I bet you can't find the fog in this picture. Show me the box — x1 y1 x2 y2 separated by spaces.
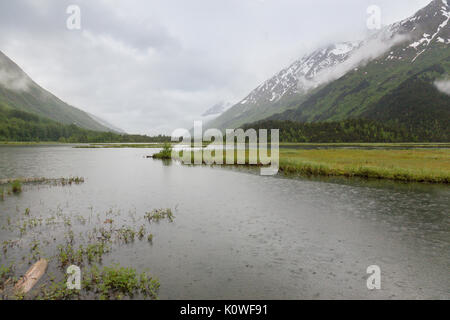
298 33 410 91
434 79 450 95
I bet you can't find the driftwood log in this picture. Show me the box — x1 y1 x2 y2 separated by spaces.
14 259 48 294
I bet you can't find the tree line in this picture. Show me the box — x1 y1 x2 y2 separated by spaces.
0 106 171 143
242 118 449 143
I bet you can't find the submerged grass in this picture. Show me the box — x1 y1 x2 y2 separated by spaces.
36 264 160 300
0 177 85 200
10 180 22 194
75 142 209 149
0 177 85 186
0 205 174 300
145 208 174 222
0 264 14 292
74 144 167 149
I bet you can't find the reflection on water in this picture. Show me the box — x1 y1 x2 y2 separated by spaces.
0 146 448 299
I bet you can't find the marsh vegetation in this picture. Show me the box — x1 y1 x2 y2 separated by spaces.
151 143 173 160
160 146 450 184
0 177 85 201
0 176 174 300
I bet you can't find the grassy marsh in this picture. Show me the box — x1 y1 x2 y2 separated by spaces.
151 143 173 160
0 204 174 300
145 208 175 222
0 180 175 299
278 142 450 148
0 177 85 201
0 177 85 186
278 148 450 183
158 147 450 184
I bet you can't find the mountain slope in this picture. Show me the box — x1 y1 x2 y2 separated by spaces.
269 0 449 134
361 62 449 138
0 50 117 132
205 41 361 130
210 0 449 133
202 101 233 117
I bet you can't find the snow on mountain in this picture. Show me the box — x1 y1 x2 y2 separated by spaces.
237 41 361 112
383 0 449 62
206 0 449 130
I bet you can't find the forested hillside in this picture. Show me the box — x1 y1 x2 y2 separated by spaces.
0 103 168 143
242 118 448 143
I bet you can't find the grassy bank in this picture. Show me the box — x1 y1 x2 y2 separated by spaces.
278 149 450 184
154 147 450 184
0 141 69 146
74 142 210 149
73 143 167 149
279 142 450 148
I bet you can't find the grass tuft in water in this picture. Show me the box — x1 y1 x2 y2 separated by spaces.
145 208 174 223
151 143 173 160
36 264 160 300
10 180 22 194
0 264 15 293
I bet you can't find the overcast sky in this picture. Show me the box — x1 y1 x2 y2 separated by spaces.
0 0 431 135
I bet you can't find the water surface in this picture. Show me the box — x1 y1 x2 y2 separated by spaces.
0 145 448 299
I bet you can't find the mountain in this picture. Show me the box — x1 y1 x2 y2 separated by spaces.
88 112 127 134
205 41 361 130
268 0 449 138
0 50 119 132
208 0 449 136
202 101 233 117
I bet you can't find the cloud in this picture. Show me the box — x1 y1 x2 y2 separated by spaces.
297 32 410 91
434 79 450 95
0 54 31 91
0 70 30 91
0 0 431 135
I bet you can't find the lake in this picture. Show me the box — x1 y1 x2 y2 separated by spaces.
0 145 448 299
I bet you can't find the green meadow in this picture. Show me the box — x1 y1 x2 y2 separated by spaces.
153 145 450 184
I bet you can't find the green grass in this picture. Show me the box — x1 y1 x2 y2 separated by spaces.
0 177 85 186
278 142 450 148
162 147 450 184
74 143 167 149
151 143 173 159
144 208 175 223
77 142 210 149
0 206 174 300
10 180 22 194
0 264 14 292
36 264 160 300
0 141 68 145
278 148 450 183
